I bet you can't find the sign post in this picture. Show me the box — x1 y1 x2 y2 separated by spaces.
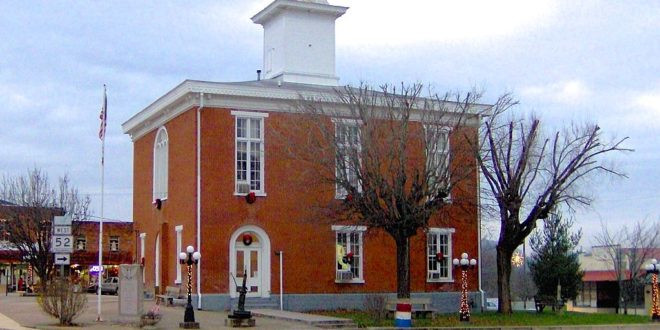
51 214 73 277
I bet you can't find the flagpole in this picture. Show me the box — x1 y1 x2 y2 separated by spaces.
97 85 107 322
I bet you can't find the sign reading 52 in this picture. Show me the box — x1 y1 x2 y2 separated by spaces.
51 235 73 253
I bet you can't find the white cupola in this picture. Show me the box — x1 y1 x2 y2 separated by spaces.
252 0 348 86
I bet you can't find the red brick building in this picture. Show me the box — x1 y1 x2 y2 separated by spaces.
70 221 135 283
122 0 485 311
1 198 134 289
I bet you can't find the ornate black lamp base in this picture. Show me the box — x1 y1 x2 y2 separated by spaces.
459 312 470 322
179 321 200 329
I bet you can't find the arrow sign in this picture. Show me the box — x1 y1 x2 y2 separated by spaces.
54 253 70 265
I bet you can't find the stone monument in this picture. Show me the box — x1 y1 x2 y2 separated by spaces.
119 264 143 320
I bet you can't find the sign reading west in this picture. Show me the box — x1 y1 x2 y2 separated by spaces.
53 225 72 235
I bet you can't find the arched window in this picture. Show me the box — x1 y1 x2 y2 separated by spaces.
153 127 169 200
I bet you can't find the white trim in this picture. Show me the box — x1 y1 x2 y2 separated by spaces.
251 0 348 25
233 114 266 195
233 192 267 197
228 225 271 298
139 233 146 284
428 228 455 234
332 225 365 284
331 225 367 232
175 225 183 284
196 93 203 309
155 233 161 288
334 120 362 199
426 227 455 283
121 80 486 142
231 110 269 118
331 118 363 125
153 127 169 201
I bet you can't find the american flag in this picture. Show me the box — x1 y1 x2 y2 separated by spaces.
99 85 107 141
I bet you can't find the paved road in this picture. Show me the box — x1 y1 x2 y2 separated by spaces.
0 293 317 329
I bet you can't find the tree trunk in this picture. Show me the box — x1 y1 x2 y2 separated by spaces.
496 245 514 314
395 235 411 299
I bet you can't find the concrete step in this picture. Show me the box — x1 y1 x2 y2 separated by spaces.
230 297 280 310
252 309 357 329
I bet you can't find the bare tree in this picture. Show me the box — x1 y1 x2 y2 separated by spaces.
0 168 91 288
595 219 660 314
277 83 484 298
473 95 631 313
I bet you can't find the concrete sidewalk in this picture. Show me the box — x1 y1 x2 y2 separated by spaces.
0 293 320 329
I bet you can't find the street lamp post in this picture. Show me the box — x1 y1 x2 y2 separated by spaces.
453 252 477 322
646 258 659 322
179 245 201 329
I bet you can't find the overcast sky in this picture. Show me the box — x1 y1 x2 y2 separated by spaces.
1 0 658 246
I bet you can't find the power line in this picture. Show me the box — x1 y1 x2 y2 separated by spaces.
84 215 133 223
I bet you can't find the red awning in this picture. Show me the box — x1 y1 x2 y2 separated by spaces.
583 270 631 282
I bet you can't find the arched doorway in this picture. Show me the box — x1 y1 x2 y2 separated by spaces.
229 225 271 298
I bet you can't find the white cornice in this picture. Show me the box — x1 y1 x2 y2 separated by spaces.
122 80 341 141
251 0 348 24
122 80 490 142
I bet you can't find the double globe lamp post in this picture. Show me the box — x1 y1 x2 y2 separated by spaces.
453 253 477 322
179 245 201 329
646 258 659 322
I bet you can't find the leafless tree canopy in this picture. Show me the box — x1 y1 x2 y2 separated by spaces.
276 83 484 297
0 168 91 285
281 83 482 229
38 277 88 326
595 219 660 313
474 94 631 313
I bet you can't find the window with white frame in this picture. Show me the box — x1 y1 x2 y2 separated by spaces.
425 126 451 197
333 225 366 283
109 236 119 252
232 111 268 195
153 127 169 200
334 120 361 198
427 228 455 281
76 237 86 251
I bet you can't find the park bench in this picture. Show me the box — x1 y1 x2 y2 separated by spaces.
156 286 186 306
534 295 564 312
385 297 436 319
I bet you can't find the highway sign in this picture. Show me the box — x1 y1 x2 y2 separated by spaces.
51 235 73 253
54 253 70 265
53 214 73 226
53 225 72 235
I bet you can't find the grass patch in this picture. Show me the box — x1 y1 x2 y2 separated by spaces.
315 310 652 328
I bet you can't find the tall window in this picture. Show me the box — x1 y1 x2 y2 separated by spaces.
334 120 361 198
333 225 366 283
153 127 169 200
109 236 119 252
426 126 450 196
427 228 455 282
233 111 268 195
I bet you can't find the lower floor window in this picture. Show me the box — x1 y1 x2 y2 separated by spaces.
427 228 455 282
332 225 366 283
